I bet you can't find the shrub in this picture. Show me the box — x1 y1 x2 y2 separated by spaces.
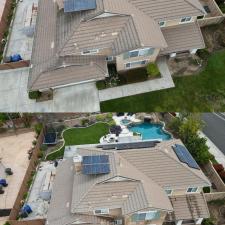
209 199 225 206
96 114 106 121
32 140 37 146
34 123 43 136
203 186 210 193
147 63 160 77
96 80 106 90
28 91 41 100
197 49 210 60
38 151 44 159
40 144 48 151
4 222 10 225
202 218 215 225
81 118 89 126
213 164 224 173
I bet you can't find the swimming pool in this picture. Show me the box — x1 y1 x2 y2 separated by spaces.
128 122 172 140
120 119 132 126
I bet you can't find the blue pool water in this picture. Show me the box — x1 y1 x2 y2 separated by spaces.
129 122 172 140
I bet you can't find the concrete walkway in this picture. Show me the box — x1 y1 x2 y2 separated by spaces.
98 57 175 102
5 0 38 60
199 131 225 167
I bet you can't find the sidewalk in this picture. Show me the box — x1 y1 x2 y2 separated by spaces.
98 57 175 102
199 131 225 166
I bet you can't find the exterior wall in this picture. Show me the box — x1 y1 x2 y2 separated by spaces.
0 60 30 70
168 187 201 196
116 48 160 72
161 17 197 28
125 210 167 225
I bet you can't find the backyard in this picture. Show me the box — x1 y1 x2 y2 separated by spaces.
46 123 109 160
101 50 225 112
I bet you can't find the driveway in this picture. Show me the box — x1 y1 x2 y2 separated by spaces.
0 131 35 210
0 68 100 112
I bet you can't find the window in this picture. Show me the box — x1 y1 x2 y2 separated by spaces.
159 21 166 27
93 208 109 215
187 187 198 193
165 189 173 195
81 49 99 55
125 60 146 69
123 48 155 59
131 211 160 222
180 17 192 23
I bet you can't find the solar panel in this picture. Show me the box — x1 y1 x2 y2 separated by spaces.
64 0 96 13
173 144 200 169
82 155 110 175
97 141 158 150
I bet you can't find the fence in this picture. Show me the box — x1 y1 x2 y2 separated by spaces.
0 0 12 48
198 16 224 27
8 128 44 224
204 192 225 201
203 161 225 192
0 60 30 70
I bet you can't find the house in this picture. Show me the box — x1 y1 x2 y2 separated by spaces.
46 139 211 225
28 0 209 92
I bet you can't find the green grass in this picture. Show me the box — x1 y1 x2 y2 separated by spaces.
46 123 109 160
101 50 225 112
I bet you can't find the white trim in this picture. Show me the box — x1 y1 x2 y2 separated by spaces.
93 208 109 215
179 16 192 24
186 187 198 193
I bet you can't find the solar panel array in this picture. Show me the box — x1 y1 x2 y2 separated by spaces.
97 141 158 150
82 155 110 175
64 0 96 13
44 133 57 144
173 144 200 170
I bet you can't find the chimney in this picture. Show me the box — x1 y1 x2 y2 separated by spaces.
73 155 82 173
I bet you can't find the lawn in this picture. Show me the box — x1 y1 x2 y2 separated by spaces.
46 123 109 160
101 50 225 112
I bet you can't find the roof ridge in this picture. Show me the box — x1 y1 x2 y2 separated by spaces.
184 0 205 14
158 145 210 186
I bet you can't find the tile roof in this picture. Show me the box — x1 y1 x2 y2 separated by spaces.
47 139 210 225
29 0 205 90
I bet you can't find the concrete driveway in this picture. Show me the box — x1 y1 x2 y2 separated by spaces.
0 68 100 112
0 131 35 210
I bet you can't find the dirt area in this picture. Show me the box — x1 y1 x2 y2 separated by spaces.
202 21 225 52
208 202 225 225
168 56 204 77
0 131 35 210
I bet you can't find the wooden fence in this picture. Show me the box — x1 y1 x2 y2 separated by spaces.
8 128 44 224
204 192 225 201
0 0 12 48
0 60 30 70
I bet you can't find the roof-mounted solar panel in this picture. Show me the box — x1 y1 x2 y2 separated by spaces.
82 155 110 175
173 144 200 170
64 0 96 13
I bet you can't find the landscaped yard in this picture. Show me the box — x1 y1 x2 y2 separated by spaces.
101 50 225 112
46 123 109 160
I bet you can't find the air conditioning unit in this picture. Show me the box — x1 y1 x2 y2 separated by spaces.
114 219 123 225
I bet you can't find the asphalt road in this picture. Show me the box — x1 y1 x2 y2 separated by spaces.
201 113 225 154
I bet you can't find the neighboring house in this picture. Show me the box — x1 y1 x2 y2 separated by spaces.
46 139 211 225
28 0 209 92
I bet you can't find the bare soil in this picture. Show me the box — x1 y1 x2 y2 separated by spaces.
202 21 225 52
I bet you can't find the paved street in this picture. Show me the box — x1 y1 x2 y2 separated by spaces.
201 113 225 154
